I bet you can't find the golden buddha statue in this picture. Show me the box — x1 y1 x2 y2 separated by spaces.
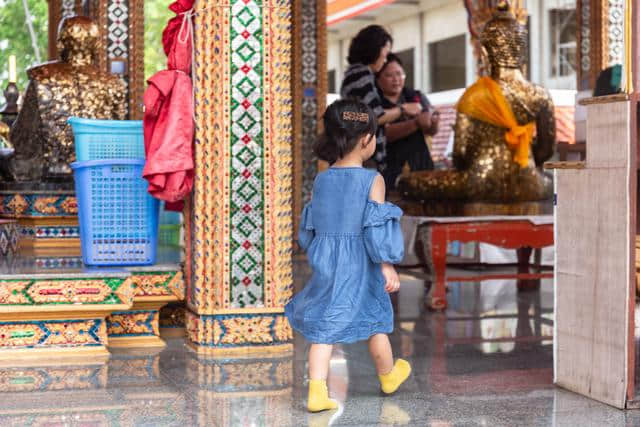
8 16 126 182
397 2 555 204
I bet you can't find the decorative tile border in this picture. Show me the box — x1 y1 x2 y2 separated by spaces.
300 0 319 205
0 256 83 271
107 310 158 337
129 271 184 299
20 225 79 239
0 193 77 217
606 0 624 66
229 0 266 308
185 311 292 349
0 278 133 306
0 319 107 349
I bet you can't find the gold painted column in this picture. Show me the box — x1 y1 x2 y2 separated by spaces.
186 0 294 354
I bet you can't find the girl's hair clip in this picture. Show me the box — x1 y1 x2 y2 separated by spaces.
342 111 370 123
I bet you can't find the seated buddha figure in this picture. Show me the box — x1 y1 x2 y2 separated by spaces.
397 2 555 203
8 16 126 182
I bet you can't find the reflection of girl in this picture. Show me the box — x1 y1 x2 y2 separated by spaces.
340 26 421 173
377 53 439 188
285 99 411 413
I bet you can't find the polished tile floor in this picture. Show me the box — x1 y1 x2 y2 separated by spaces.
0 265 638 426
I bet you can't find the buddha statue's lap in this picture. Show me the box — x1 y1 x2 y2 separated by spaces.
398 1 555 205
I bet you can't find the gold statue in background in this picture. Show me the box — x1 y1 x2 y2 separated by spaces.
9 16 126 182
398 2 555 203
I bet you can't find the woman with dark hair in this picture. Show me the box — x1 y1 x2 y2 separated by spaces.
340 25 421 172
376 53 439 188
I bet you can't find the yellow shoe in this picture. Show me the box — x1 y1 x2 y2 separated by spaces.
379 359 411 395
307 379 339 413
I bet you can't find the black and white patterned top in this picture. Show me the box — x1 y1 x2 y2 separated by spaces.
340 63 387 170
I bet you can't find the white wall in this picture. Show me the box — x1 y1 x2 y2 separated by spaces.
421 1 470 92
387 15 422 89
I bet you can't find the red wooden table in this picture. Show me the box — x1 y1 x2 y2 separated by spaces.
414 220 554 310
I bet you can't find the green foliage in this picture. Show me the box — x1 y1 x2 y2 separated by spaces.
144 0 173 81
0 0 48 104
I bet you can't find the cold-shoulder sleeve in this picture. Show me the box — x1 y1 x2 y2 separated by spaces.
298 202 315 252
363 200 404 264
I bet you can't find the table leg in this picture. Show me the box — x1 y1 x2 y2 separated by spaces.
517 246 540 291
428 225 448 311
516 246 533 273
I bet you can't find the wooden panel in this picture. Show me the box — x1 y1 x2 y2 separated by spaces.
555 168 631 408
554 99 635 409
586 100 631 169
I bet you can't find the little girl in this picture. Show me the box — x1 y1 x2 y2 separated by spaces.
285 99 411 413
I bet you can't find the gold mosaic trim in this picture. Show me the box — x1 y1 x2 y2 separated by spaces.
270 2 294 308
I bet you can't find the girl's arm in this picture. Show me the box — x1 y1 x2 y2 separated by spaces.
369 175 400 292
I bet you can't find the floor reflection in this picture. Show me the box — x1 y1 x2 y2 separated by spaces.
0 268 634 426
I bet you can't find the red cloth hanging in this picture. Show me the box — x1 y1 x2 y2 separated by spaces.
143 0 195 211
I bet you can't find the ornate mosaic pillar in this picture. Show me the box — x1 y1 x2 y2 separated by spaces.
292 0 327 236
577 0 625 91
186 0 294 354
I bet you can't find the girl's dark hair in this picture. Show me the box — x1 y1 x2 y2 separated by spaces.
347 25 393 65
377 52 403 75
314 99 377 164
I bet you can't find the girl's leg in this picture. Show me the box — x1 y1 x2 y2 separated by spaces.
307 343 338 412
309 343 333 379
368 333 394 374
368 333 412 394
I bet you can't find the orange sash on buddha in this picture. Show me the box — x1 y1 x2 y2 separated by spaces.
456 76 534 168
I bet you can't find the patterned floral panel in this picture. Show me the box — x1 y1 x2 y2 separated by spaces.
186 311 292 348
0 278 133 306
0 319 107 349
129 271 184 299
107 310 158 337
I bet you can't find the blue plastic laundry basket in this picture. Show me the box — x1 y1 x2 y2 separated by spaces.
71 158 160 266
68 117 144 161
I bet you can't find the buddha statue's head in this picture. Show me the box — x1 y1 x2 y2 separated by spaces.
56 16 100 66
480 0 527 70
